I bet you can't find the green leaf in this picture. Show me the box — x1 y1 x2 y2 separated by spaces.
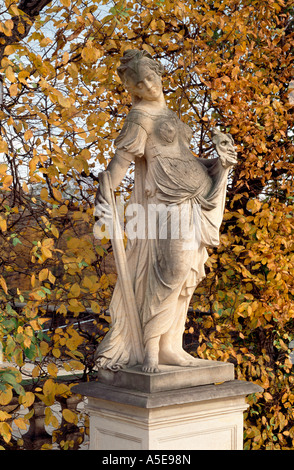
12 237 22 246
13 383 25 396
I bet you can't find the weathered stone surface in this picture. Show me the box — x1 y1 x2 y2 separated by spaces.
97 360 235 393
72 376 262 450
73 378 262 410
94 49 238 374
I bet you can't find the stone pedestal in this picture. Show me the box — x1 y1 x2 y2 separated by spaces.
73 360 262 451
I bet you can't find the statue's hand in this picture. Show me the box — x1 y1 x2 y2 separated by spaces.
94 173 113 223
211 128 238 168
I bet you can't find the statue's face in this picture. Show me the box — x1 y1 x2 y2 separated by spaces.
126 63 162 102
214 133 237 158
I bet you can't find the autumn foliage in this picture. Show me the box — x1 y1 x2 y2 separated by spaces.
0 0 293 450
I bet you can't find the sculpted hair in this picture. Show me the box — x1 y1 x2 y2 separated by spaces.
117 49 165 85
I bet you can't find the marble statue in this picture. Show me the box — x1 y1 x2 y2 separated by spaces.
94 49 237 373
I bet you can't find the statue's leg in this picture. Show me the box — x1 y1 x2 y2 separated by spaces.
142 336 160 373
141 206 200 371
159 277 200 367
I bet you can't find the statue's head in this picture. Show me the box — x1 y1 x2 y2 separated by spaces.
117 49 165 104
211 128 237 163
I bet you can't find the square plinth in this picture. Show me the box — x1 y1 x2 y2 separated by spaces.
97 359 235 393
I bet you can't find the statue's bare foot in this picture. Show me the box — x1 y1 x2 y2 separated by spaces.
159 347 198 367
142 357 159 373
177 348 199 365
142 337 160 373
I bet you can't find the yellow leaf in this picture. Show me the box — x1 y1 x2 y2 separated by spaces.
40 37 53 47
0 387 13 406
5 66 16 83
51 415 59 429
55 383 70 396
0 141 8 153
68 63 78 78
60 0 71 6
57 304 67 315
62 409 78 425
18 70 29 85
40 341 49 356
52 347 61 358
57 205 68 216
81 42 101 63
4 45 17 56
39 268 48 282
52 187 62 201
40 187 49 201
57 94 72 108
0 422 11 443
246 199 262 214
2 174 13 190
24 129 33 141
150 19 157 31
31 366 40 378
9 83 18 96
22 181 29 193
47 363 58 377
69 360 84 371
0 276 8 294
0 163 7 174
50 225 59 239
13 418 28 430
30 320 40 330
44 407 52 426
41 246 52 259
90 301 100 314
48 271 56 284
264 392 272 401
0 410 11 421
5 19 14 32
0 217 7 232
70 282 80 297
31 273 36 288
17 22 25 35
20 391 35 409
43 379 56 397
23 336 31 349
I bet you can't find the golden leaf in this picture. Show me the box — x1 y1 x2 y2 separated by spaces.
0 388 13 406
0 410 11 421
70 282 81 297
0 141 8 153
0 276 8 294
81 43 101 63
47 363 58 377
0 422 11 443
52 348 61 358
90 301 101 314
24 130 33 141
5 66 16 83
69 360 84 370
14 418 28 430
9 83 18 97
62 409 78 425
39 268 48 282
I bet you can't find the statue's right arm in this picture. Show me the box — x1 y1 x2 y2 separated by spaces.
95 152 132 206
95 116 147 208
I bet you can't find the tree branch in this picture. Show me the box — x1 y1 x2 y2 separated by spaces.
0 0 52 61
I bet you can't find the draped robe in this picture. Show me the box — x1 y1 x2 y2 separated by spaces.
95 108 231 370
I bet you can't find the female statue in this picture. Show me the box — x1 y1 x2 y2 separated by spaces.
94 49 237 373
